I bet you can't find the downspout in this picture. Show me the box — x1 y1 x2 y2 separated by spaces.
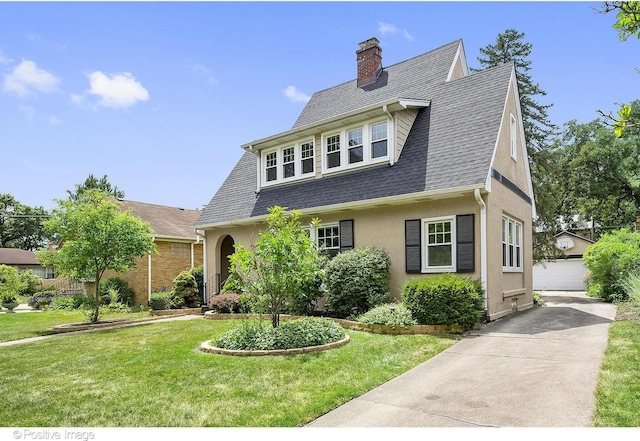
147 252 152 304
474 189 488 310
382 105 395 166
202 235 208 305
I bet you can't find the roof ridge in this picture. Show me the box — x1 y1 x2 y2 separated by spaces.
303 39 462 98
119 199 200 213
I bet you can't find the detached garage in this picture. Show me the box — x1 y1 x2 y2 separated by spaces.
533 232 595 291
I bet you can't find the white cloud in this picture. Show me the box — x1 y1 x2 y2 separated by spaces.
191 64 218 85
282 85 310 103
378 22 414 42
86 71 149 108
19 105 35 121
0 50 13 65
49 116 61 125
3 60 60 97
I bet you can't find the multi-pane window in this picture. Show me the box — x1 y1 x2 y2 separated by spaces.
424 218 454 268
171 242 189 258
266 152 277 182
371 122 388 158
502 215 522 271
348 128 363 164
326 134 341 169
317 225 340 257
301 142 314 174
283 147 295 178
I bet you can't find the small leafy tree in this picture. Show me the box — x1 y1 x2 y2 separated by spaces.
37 190 156 323
18 270 42 296
228 206 324 327
0 264 21 302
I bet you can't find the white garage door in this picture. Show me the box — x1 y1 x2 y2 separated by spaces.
533 259 588 291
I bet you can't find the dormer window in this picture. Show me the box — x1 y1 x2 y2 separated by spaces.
371 122 388 158
326 134 341 168
322 120 389 173
261 140 315 186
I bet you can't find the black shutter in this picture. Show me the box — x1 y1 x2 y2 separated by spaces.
339 220 354 253
405 219 422 273
456 214 475 272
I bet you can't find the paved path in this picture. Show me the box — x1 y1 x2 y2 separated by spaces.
308 292 617 427
0 314 202 347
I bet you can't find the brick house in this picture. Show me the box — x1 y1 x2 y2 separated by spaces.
92 200 204 306
195 38 535 320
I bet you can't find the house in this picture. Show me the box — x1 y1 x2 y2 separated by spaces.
89 200 204 306
533 231 595 291
195 38 536 320
0 247 56 283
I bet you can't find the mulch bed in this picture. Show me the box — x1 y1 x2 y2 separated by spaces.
615 302 640 322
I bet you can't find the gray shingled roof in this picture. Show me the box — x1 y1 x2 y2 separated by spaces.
0 248 39 265
196 41 514 227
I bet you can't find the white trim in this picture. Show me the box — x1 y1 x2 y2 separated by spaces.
474 189 488 309
445 41 469 82
502 214 523 272
259 139 316 187
194 184 484 230
509 113 517 160
315 223 340 254
147 253 152 303
421 215 456 273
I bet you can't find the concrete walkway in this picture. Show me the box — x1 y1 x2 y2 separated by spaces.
308 292 617 427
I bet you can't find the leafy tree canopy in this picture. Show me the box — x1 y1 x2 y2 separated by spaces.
67 174 125 202
0 194 51 251
37 189 156 323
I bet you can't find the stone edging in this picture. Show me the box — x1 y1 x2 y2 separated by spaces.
149 308 202 317
203 312 465 335
51 316 172 333
197 335 350 357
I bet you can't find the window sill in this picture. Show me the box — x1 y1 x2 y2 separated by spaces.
422 267 456 274
503 268 523 273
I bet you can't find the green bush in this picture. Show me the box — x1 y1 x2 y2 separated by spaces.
355 303 417 327
324 247 391 316
190 265 204 298
402 274 484 328
99 277 135 306
215 317 345 351
584 229 640 302
621 271 640 309
171 270 201 308
220 270 244 294
533 291 546 307
282 272 325 316
19 270 42 296
149 291 171 310
0 264 21 300
209 293 241 313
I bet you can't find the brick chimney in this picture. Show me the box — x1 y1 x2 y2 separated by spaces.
356 37 382 88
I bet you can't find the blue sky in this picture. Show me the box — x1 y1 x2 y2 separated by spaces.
1 1 638 213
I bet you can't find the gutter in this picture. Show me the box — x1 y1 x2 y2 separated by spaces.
474 188 488 310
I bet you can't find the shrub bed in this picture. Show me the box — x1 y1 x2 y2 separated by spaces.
214 317 345 351
208 293 242 313
355 303 417 327
403 274 484 328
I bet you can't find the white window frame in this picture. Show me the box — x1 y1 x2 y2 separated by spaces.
510 114 517 160
502 214 523 272
422 215 456 273
322 119 389 174
260 139 315 186
371 121 388 159
315 223 340 256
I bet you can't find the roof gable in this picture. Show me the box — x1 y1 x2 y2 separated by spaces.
0 248 39 265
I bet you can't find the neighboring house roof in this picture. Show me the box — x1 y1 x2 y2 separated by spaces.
0 248 39 266
554 231 596 244
195 40 515 227
118 200 202 241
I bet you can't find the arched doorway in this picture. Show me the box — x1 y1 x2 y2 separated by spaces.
220 235 235 290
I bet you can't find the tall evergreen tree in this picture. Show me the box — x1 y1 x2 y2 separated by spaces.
474 29 560 262
67 174 125 202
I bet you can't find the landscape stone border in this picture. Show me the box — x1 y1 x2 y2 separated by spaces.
197 335 350 357
149 308 202 317
203 312 466 335
51 316 175 333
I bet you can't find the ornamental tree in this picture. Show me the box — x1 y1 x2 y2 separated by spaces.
228 206 325 327
37 190 156 323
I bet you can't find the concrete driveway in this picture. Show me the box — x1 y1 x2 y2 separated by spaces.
308 292 617 427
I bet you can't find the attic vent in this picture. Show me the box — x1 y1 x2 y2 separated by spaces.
356 37 382 88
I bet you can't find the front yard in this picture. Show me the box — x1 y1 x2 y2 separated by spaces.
0 315 457 427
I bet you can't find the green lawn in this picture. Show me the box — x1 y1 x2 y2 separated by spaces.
593 306 640 427
0 309 151 343
0 317 457 427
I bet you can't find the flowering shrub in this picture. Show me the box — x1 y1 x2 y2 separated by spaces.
27 294 54 309
209 293 242 313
